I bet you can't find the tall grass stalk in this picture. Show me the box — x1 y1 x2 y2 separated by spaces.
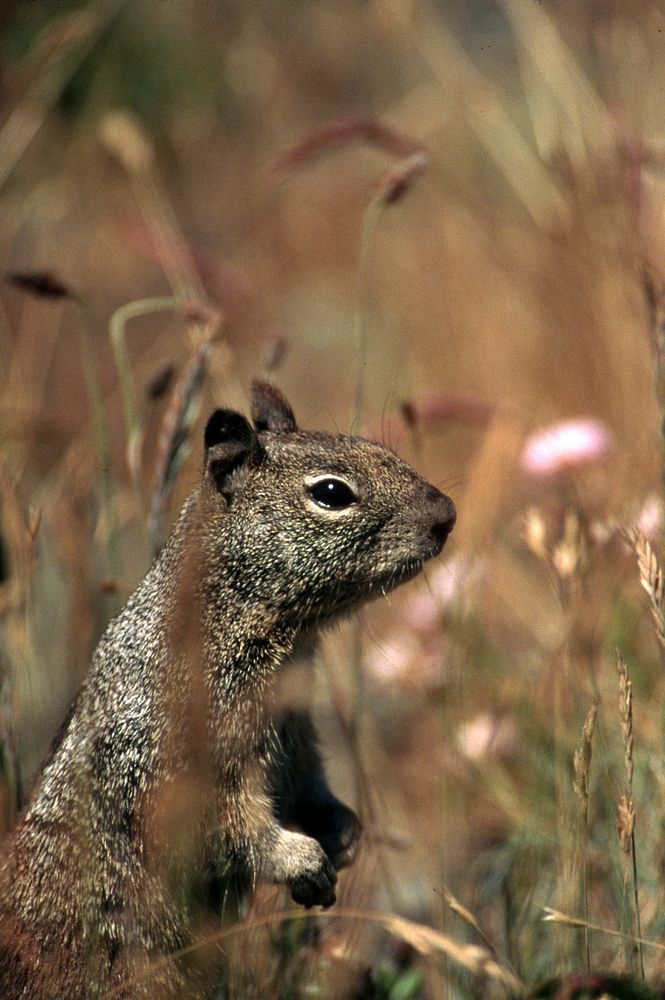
111 906 526 999
6 276 119 578
353 152 428 429
100 109 209 314
543 907 665 955
352 193 386 430
616 649 644 980
147 344 209 553
628 529 665 652
345 153 433 914
108 295 179 481
549 511 586 975
572 700 597 971
0 0 127 193
0 472 40 828
71 302 119 583
417 0 568 228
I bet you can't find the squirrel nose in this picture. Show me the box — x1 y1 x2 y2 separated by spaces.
429 491 456 548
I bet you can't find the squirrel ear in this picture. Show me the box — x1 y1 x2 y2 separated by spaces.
203 409 260 492
250 379 298 433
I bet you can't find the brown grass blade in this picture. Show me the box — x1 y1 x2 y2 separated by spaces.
272 118 425 173
573 700 598 807
626 528 665 649
415 3 568 227
111 906 526 998
376 151 429 205
436 886 501 960
6 271 73 300
615 648 644 979
99 109 206 303
616 649 634 793
543 908 665 954
0 1 124 193
149 345 209 552
501 0 613 167
573 699 598 970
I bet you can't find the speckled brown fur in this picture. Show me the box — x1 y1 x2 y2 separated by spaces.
0 381 455 999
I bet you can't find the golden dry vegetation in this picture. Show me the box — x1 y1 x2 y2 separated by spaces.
2 2 665 997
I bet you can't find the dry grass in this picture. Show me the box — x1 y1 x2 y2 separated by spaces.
3 1 665 997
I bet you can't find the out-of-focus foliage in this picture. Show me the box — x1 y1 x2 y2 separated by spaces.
2 1 665 997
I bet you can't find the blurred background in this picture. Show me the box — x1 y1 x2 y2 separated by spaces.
1 1 665 997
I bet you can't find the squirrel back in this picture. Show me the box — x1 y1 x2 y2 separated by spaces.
0 380 456 999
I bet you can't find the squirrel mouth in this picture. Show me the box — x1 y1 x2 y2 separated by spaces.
311 551 445 625
326 559 427 611
372 557 426 596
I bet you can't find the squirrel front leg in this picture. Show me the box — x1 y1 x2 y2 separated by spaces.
221 755 338 909
268 710 362 872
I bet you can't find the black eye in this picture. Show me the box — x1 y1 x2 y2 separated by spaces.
308 477 357 510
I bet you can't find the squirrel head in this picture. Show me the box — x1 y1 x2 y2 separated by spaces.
199 381 456 630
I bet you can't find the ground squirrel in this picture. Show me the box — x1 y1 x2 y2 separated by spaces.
0 380 456 999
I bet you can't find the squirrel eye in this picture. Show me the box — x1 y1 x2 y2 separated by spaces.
307 477 357 510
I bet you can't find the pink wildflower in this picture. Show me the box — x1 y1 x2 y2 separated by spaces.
520 418 613 478
365 556 482 690
364 635 445 689
456 713 516 762
403 555 481 634
638 493 664 539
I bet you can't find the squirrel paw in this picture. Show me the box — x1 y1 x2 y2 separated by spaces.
290 855 338 909
288 834 338 908
269 830 338 908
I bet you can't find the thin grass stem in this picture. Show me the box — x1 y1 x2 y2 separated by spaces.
108 295 179 467
573 700 597 972
75 303 118 582
616 649 644 979
352 194 385 430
